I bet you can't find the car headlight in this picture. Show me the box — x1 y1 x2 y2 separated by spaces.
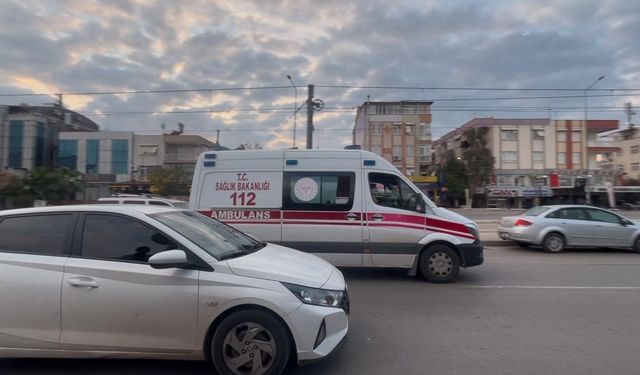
282 282 346 309
465 224 480 240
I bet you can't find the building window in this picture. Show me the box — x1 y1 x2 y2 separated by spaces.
405 125 413 135
111 139 129 174
501 130 518 141
419 146 430 162
393 125 402 136
407 145 414 157
8 121 23 169
557 152 566 164
633 163 640 172
533 151 544 162
571 131 582 142
631 145 640 154
371 145 382 155
532 129 545 140
139 144 158 155
375 104 387 114
572 152 582 166
557 131 567 142
393 146 401 160
371 124 382 135
34 122 46 168
86 139 99 174
57 139 78 170
501 151 517 162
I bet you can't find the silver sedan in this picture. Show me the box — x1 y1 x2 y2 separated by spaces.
497 205 640 252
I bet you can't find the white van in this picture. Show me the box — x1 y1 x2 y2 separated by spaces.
189 150 483 282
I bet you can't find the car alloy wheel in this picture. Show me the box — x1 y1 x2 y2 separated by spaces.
222 322 276 375
212 310 290 375
543 233 565 253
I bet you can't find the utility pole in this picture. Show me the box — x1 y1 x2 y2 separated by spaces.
216 129 220 145
626 102 636 128
306 84 314 149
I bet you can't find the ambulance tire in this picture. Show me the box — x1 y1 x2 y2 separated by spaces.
419 244 460 283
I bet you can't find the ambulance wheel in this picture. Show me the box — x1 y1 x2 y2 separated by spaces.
419 245 460 283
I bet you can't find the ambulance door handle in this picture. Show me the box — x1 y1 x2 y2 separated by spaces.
346 213 359 221
371 214 384 221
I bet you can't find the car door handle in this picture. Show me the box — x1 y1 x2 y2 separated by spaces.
346 213 359 221
371 214 384 221
67 277 99 289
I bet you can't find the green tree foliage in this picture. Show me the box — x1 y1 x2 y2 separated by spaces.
439 150 469 203
0 168 83 207
463 127 495 191
147 166 191 196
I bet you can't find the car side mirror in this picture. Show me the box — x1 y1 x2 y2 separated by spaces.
148 250 189 269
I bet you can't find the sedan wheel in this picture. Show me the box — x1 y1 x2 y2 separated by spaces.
212 310 290 375
542 233 565 253
633 237 640 253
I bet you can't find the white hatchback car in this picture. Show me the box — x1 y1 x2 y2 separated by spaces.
0 205 348 375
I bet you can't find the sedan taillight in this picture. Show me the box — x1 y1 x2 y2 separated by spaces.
514 218 533 227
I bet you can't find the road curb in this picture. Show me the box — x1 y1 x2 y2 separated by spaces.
483 240 514 247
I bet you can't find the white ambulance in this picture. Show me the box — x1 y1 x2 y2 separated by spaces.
189 149 483 283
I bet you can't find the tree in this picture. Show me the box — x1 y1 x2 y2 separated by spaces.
438 150 469 206
0 168 83 207
147 166 191 196
462 127 495 194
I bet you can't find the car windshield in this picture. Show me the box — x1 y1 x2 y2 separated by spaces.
150 211 264 260
521 206 550 216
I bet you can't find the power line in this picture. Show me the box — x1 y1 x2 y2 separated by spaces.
2 85 640 98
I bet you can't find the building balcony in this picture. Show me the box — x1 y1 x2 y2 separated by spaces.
587 140 620 153
164 153 199 163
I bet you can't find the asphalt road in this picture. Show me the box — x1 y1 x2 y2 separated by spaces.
2 246 640 375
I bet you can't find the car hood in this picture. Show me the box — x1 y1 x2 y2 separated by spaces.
434 207 477 227
225 243 336 289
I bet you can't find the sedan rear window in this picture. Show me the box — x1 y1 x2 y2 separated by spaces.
522 206 550 216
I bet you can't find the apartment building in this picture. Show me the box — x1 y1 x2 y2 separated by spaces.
433 118 620 207
353 100 433 176
58 132 215 183
0 104 99 171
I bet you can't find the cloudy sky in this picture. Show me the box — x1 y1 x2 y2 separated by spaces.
1 0 638 149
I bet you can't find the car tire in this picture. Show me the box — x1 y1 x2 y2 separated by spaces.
515 241 530 248
633 237 640 253
211 309 290 375
542 233 565 253
419 244 460 283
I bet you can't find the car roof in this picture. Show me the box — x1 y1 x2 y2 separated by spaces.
0 204 183 217
536 205 610 210
97 197 187 203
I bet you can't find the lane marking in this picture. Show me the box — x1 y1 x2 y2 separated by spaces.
467 285 640 290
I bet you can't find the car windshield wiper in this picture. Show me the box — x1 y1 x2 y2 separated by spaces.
242 242 267 252
218 250 250 260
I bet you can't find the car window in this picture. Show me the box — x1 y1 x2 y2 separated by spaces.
587 209 621 224
81 214 177 263
522 206 550 216
96 200 118 204
369 172 424 212
283 172 355 211
547 208 587 220
0 214 72 256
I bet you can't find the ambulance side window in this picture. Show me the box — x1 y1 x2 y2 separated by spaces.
283 172 355 211
369 173 424 213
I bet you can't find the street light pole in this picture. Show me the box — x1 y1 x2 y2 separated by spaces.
584 75 605 205
287 75 297 149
